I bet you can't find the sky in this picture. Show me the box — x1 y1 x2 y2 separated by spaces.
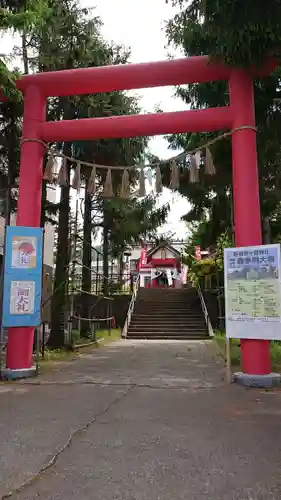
2 0 191 239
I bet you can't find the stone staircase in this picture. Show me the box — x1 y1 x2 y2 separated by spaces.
127 287 210 340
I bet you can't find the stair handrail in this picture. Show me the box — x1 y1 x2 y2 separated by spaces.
122 274 140 338
197 283 214 337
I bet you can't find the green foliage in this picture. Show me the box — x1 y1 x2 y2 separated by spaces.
215 230 233 267
184 230 232 286
0 0 169 348
26 0 168 344
35 0 149 347
0 0 50 91
0 0 50 29
108 196 169 259
165 0 281 250
166 0 281 66
190 257 216 277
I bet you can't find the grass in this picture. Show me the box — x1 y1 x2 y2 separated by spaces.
215 330 241 366
39 329 121 367
95 328 121 344
214 330 281 373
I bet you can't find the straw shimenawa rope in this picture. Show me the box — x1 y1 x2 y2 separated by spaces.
21 125 257 199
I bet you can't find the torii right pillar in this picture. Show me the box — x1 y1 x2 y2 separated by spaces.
229 68 279 386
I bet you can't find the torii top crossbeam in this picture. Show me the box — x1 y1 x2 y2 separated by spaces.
17 55 276 97
16 56 277 142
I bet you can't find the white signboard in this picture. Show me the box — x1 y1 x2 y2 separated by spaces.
10 280 35 315
224 244 281 340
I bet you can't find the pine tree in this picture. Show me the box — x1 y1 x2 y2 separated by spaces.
0 0 170 346
28 0 167 346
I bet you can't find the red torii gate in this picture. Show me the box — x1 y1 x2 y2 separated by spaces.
7 55 278 381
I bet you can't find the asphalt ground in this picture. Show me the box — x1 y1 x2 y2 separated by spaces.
0 339 280 500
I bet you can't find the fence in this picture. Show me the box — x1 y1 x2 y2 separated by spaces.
199 272 225 330
73 271 133 295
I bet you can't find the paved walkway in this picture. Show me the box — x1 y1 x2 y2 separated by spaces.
0 339 281 499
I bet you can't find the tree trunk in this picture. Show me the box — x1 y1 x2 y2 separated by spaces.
6 117 16 225
81 176 92 337
48 177 70 348
22 33 29 75
119 253 124 283
103 201 109 296
263 216 271 244
48 137 71 348
48 96 75 349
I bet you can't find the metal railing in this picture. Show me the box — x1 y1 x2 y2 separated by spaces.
121 274 140 338
197 282 214 337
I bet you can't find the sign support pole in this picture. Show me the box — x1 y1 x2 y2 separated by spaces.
225 337 232 384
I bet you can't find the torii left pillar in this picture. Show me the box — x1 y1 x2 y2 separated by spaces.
5 86 45 377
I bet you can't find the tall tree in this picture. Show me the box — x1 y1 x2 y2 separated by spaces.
1 0 170 346
165 0 281 249
0 0 50 89
72 99 169 335
0 97 22 224
28 0 164 346
29 0 128 348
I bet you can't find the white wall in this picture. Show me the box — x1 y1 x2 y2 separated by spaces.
8 213 55 268
151 248 177 260
0 184 56 267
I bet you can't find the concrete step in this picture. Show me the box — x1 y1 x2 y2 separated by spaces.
135 310 202 314
133 311 204 321
128 329 208 333
131 317 206 326
133 310 203 314
135 304 200 309
137 296 198 300
128 328 208 335
131 319 206 324
128 286 210 341
129 326 207 335
138 289 196 293
138 288 197 296
135 306 202 311
127 334 210 340
138 294 197 298
136 304 201 307
128 327 207 332
137 293 198 298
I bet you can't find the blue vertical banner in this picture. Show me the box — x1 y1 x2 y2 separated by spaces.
2 226 44 327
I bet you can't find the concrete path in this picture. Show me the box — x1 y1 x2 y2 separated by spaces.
0 339 281 499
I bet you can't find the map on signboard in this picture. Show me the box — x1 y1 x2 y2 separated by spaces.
225 245 280 321
11 236 37 269
224 244 281 340
10 280 35 315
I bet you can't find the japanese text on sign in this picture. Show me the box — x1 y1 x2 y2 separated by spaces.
224 244 281 341
2 226 43 327
227 248 276 270
10 281 35 315
11 236 37 269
